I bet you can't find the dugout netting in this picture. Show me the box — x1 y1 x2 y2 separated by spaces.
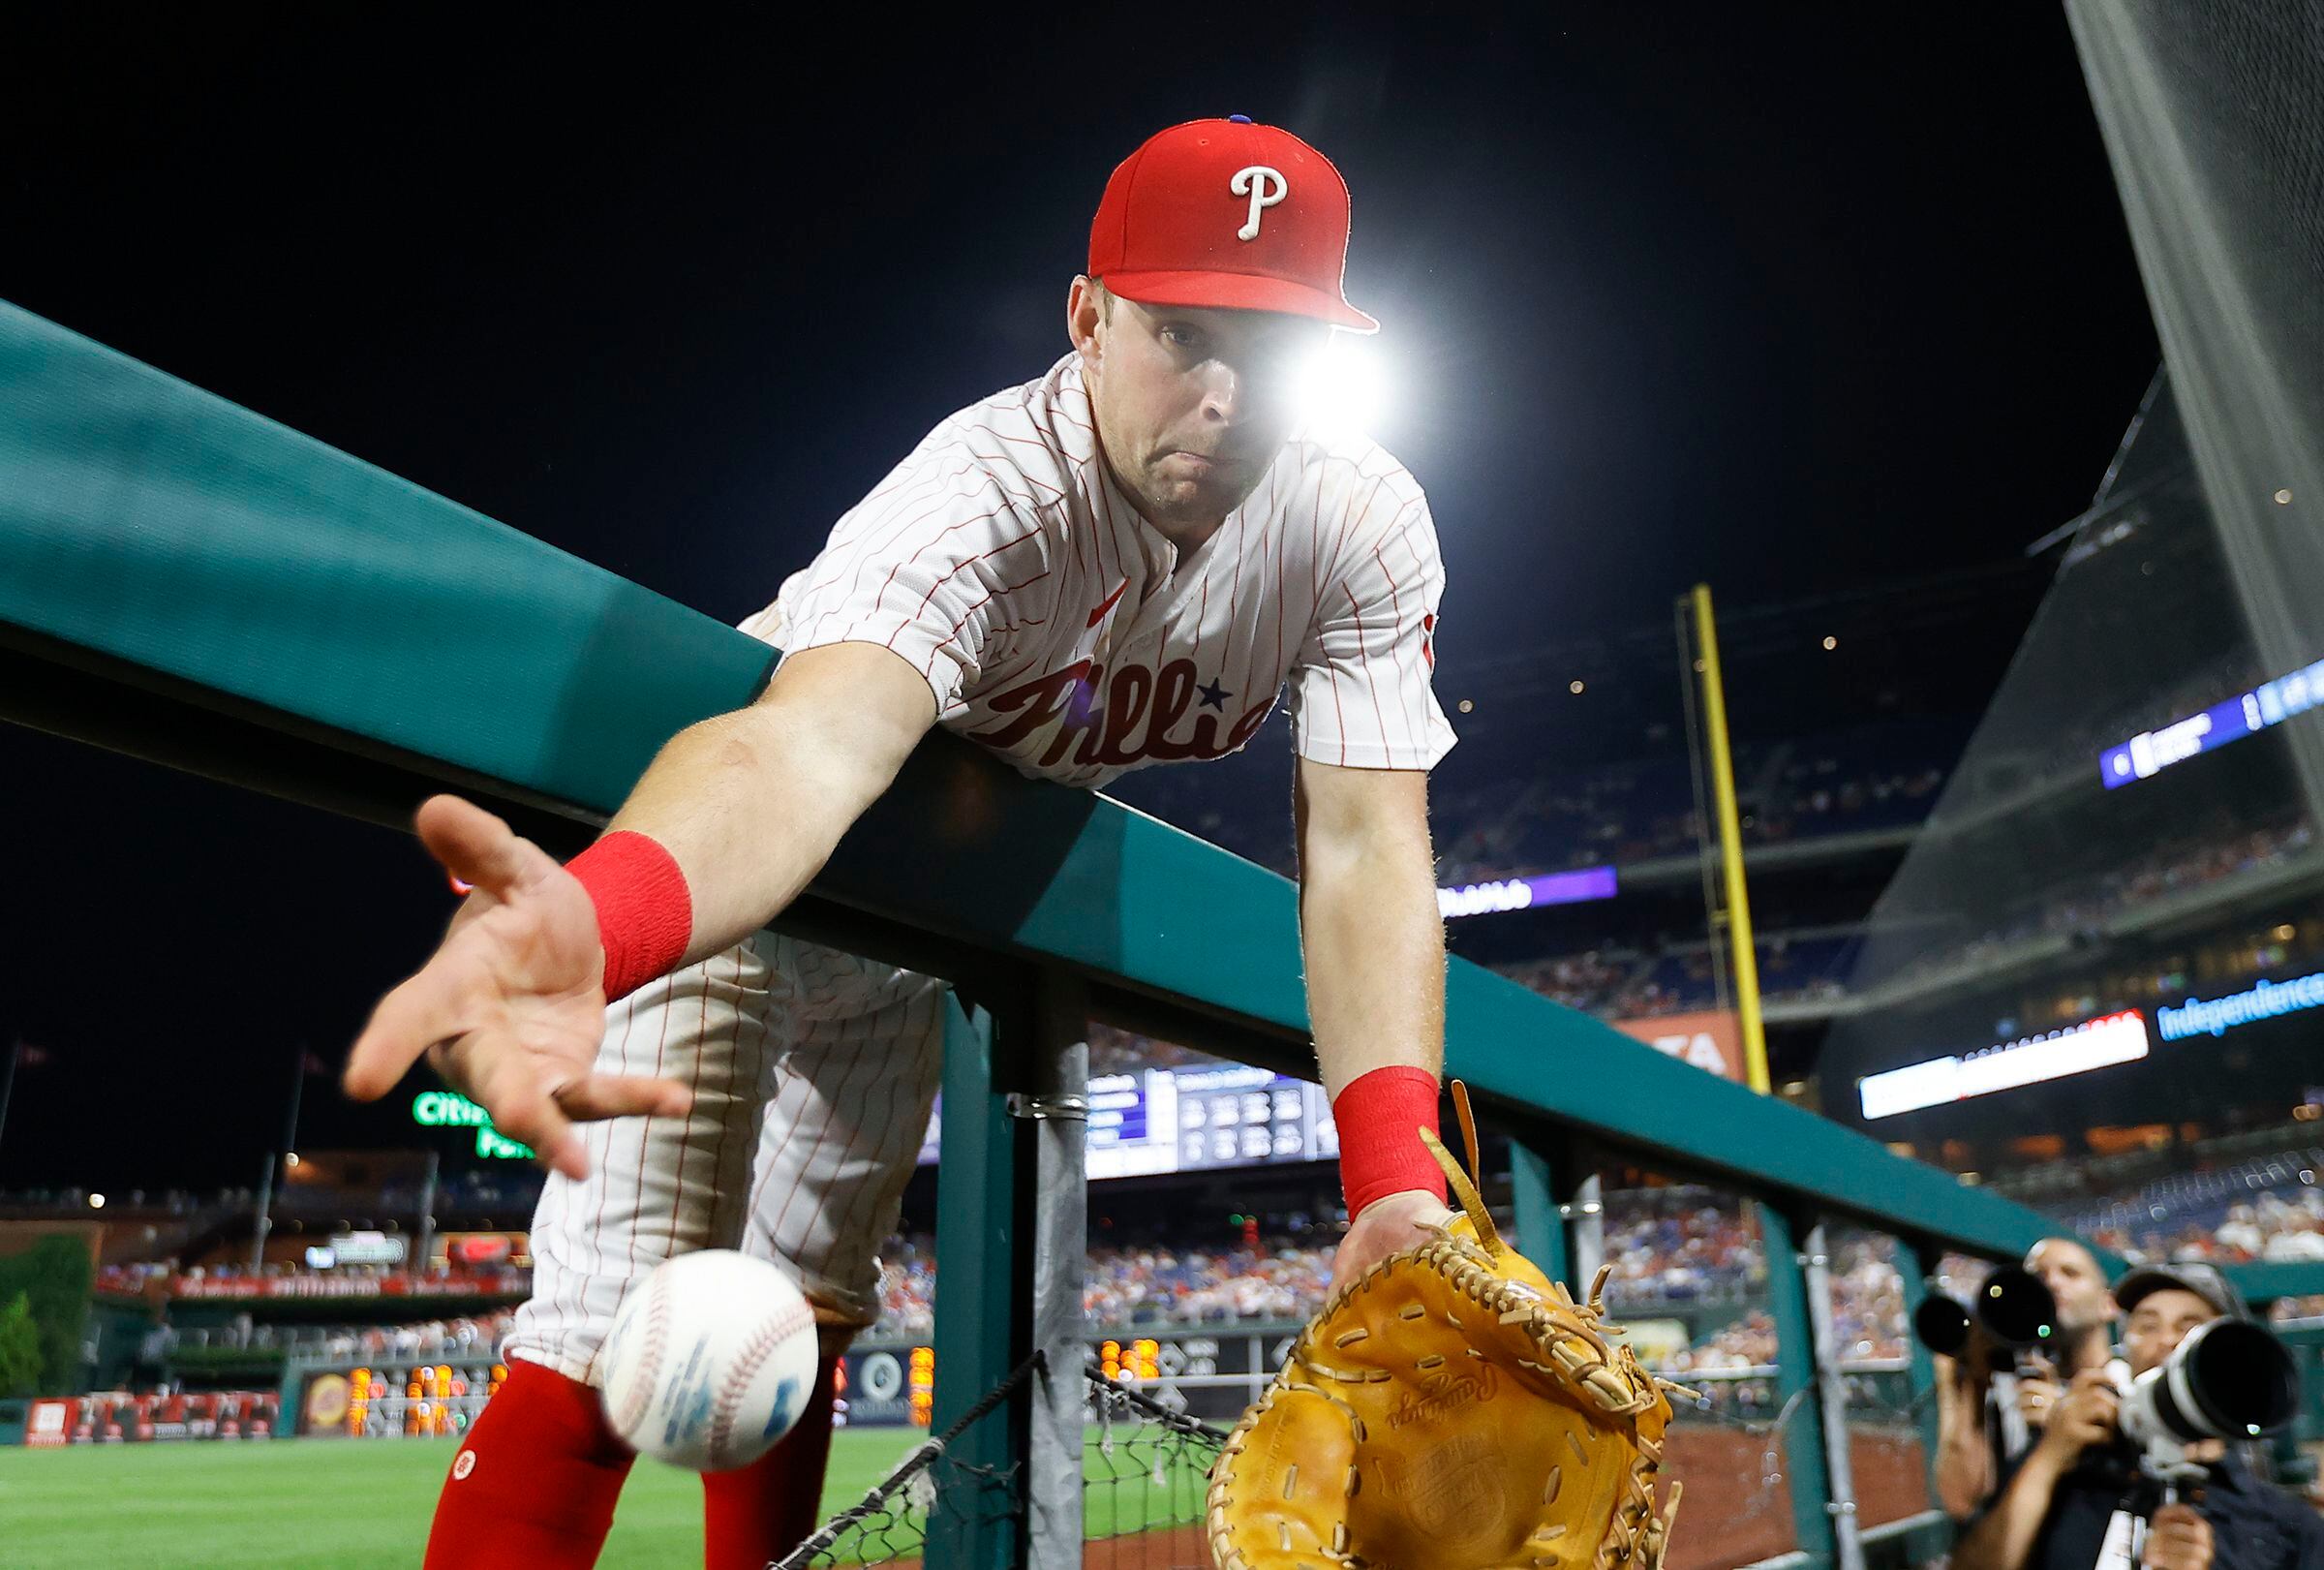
1820 0 2324 1126
772 1361 1227 1570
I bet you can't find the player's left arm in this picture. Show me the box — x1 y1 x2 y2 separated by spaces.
1296 755 1455 1291
1283 478 1457 1289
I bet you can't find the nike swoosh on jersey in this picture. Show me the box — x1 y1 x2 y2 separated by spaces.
1086 578 1130 629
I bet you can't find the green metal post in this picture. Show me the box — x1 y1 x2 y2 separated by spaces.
2267 1322 2324 1486
1894 1236 1942 1511
1511 1141 1572 1290
1759 1203 1840 1564
927 994 1027 1570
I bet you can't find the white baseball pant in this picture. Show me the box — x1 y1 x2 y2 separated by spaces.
504 933 947 1383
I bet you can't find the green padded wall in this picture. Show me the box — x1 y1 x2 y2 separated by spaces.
0 297 2066 1259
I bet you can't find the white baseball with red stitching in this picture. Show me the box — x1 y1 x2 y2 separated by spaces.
596 1249 820 1472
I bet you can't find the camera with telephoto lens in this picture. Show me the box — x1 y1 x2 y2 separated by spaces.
2117 1317 2299 1482
1912 1265 2061 1372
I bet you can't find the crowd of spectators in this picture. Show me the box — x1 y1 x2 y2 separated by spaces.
1656 1310 1781 1374
1490 931 1862 1021
97 1258 531 1300
2 1166 541 1221
2024 1143 2324 1321
871 1230 1338 1337
1488 951 1638 1013
873 1236 935 1339
867 1189 1805 1338
1862 817 2314 996
154 1307 517 1365
1825 1232 1909 1361
1107 716 1964 894
1600 1187 1765 1305
2066 1154 2324 1270
1081 1238 1333 1326
1483 815 2320 1024
102 1156 2310 1375
1433 728 1953 892
1936 646 2271 822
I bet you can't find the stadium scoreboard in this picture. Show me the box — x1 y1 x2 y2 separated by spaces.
1858 1010 2150 1120
917 1063 1338 1179
2101 654 2324 787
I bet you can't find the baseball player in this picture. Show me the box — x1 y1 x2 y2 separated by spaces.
345 116 1461 1569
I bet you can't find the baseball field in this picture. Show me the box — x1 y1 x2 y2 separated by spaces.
0 1427 1214 1569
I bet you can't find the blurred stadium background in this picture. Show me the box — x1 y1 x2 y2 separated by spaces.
7 0 2324 1565
7 407 2324 1556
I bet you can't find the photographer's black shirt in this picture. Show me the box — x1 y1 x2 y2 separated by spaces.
1993 1446 2324 1570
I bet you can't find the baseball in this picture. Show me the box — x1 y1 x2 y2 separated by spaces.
596 1249 821 1472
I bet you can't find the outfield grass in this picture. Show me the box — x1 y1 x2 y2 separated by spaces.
0 1430 909 1569
0 1426 1212 1568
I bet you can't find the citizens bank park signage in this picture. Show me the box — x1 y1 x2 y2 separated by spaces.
411 1091 535 1160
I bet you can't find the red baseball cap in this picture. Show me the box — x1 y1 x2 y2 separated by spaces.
1088 116 1379 334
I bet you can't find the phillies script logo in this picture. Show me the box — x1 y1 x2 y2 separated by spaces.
1385 1363 1501 1430
969 658 1273 771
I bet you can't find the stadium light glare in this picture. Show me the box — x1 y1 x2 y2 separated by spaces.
1290 335 1390 439
88 1193 105 1209
1569 679 1585 694
1821 635 1838 650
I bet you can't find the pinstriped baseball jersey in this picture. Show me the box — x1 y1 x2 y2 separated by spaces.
741 353 1456 785
506 354 1458 1387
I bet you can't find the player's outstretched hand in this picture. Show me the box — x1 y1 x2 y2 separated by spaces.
1328 1187 1456 1297
342 795 693 1179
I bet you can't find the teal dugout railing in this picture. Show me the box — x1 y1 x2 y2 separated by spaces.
2 300 2305 1566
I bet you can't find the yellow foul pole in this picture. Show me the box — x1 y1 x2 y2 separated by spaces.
1690 584 1772 1094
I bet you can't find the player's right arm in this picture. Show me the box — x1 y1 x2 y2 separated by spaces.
600 641 937 955
342 641 938 1177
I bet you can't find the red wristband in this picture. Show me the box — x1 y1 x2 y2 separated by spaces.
566 832 693 1004
1331 1064 1447 1221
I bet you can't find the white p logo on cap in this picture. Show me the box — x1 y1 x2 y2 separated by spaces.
1231 166 1287 241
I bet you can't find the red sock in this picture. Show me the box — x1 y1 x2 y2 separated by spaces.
701 1355 841 1570
425 1359 636 1570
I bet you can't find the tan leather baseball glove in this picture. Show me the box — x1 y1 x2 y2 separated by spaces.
1207 1083 1685 1570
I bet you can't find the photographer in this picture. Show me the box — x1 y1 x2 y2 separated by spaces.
1952 1265 2324 1570
1939 1237 2123 1517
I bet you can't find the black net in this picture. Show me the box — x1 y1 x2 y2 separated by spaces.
1082 1373 1230 1567
771 1364 1225 1570
2066 0 2324 700
1826 0 2324 1154
770 1353 1033 1570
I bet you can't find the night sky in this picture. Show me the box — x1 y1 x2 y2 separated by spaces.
0 10 2159 1190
